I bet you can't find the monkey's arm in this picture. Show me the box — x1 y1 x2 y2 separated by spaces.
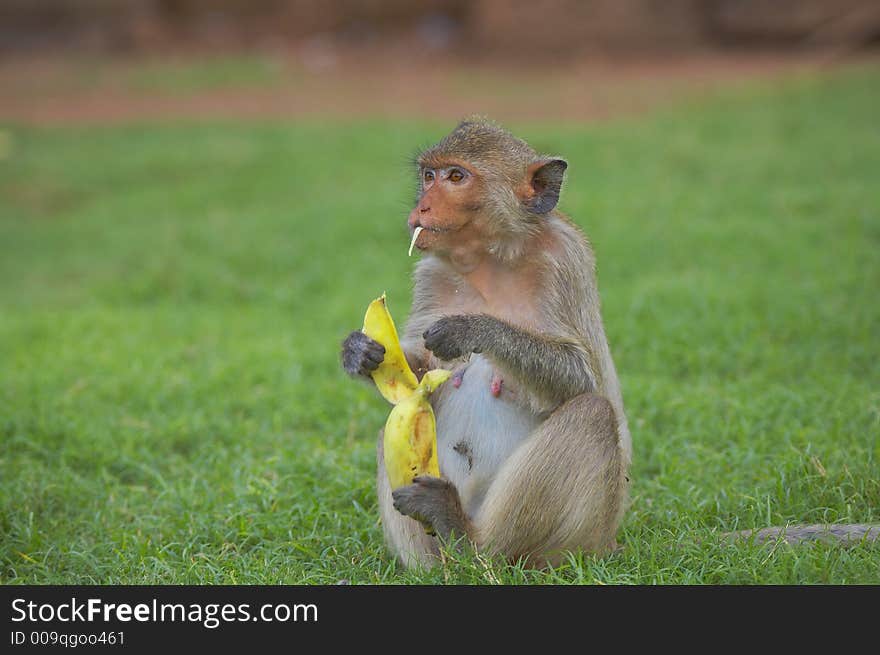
342 329 434 385
341 331 384 381
423 314 596 404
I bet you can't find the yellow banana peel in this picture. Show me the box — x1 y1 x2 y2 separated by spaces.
362 294 419 404
382 369 450 489
360 294 450 492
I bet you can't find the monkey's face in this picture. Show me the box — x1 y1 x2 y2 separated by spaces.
410 118 569 264
407 162 489 258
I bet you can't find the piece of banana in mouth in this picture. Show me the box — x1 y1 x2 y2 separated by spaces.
408 226 424 257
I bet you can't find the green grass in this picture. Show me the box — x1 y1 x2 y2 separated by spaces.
1 67 879 584
8 54 284 97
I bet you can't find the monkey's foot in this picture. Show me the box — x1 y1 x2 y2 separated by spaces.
391 476 469 541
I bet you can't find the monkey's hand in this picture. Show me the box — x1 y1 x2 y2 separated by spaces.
341 330 385 379
392 476 471 543
423 315 483 361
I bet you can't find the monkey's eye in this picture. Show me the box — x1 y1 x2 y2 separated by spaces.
448 168 465 183
423 170 435 184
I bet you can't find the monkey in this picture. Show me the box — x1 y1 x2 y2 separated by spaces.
342 118 879 569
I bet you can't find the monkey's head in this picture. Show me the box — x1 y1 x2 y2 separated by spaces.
408 118 568 262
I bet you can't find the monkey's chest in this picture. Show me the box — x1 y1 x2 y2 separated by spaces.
431 355 543 517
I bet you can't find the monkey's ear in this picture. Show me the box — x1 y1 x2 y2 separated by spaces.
523 159 568 215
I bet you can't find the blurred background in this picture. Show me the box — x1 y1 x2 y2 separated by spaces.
5 0 880 54
2 0 880 123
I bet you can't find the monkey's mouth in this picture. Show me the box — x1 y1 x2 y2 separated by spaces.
409 220 467 254
409 224 446 255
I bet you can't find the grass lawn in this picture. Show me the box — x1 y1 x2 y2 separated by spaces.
1 67 879 584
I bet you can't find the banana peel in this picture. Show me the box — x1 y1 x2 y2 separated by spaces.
382 369 450 489
362 294 419 404
360 294 450 493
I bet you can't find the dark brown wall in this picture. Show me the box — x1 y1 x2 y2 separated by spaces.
1 0 878 53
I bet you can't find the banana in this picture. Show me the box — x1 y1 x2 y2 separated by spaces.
382 369 451 490
408 226 423 257
362 294 419 404
358 294 452 495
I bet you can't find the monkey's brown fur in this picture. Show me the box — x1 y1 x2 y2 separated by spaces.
359 117 629 568
343 118 878 569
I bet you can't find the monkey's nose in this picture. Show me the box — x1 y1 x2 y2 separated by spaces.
420 206 430 213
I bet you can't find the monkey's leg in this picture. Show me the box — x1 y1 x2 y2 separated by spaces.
475 392 627 566
376 430 440 569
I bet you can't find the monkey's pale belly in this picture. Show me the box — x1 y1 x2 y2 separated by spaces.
432 355 543 517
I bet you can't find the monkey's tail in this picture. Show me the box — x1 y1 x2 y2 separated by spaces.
721 523 880 546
